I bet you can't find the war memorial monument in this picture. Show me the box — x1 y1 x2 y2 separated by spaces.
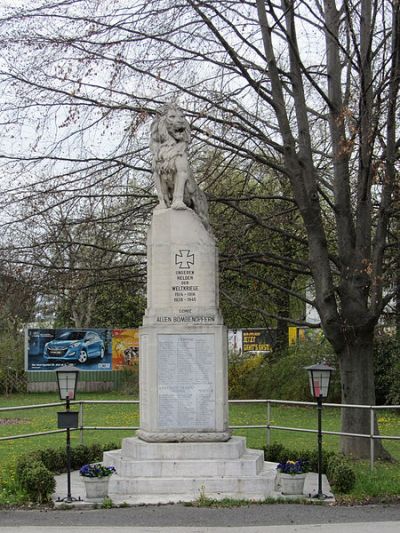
104 104 277 503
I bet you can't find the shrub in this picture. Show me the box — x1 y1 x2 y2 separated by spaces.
15 441 116 480
16 447 67 477
326 455 356 493
264 442 356 494
260 343 339 402
37 447 67 474
15 451 42 485
71 444 92 470
228 353 265 399
19 460 56 503
227 338 340 402
14 441 120 504
89 442 105 462
264 442 336 473
71 442 105 467
102 441 120 452
264 442 287 463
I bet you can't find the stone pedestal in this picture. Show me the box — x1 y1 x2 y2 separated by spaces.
104 436 277 504
103 207 278 503
137 323 229 442
138 207 229 442
143 208 223 327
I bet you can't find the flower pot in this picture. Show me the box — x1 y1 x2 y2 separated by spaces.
82 476 110 501
278 473 306 495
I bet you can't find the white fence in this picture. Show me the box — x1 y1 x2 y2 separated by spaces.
1 399 399 469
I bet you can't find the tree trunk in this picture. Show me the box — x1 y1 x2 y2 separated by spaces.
275 289 290 354
395 261 400 340
338 331 390 460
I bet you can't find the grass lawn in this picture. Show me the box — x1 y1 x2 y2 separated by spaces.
1 392 400 504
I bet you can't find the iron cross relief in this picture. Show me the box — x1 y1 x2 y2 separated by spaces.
175 250 195 269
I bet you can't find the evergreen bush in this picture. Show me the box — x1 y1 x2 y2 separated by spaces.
227 331 400 404
102 441 119 452
228 352 265 398
16 441 119 479
18 460 56 503
264 442 356 494
89 442 105 461
228 337 339 402
15 452 41 485
326 454 357 493
263 342 339 402
37 447 67 474
71 444 92 470
264 442 336 473
15 442 119 503
14 441 120 503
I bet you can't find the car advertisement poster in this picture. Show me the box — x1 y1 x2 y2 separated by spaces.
26 328 113 371
111 329 139 369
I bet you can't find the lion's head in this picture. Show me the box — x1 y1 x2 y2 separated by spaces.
150 104 190 154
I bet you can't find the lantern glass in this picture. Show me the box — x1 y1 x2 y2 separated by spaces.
56 366 79 400
305 363 334 399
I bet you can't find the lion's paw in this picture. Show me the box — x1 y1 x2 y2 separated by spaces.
172 200 187 210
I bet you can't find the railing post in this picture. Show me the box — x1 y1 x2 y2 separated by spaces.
370 406 375 470
266 400 271 451
79 401 84 444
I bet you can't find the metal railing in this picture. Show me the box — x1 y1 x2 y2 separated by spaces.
1 398 399 469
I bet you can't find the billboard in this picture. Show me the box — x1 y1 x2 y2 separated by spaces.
228 329 243 354
26 328 138 371
112 329 139 369
288 326 323 345
241 328 275 354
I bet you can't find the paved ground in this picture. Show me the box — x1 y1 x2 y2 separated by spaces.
1 503 400 531
1 525 400 533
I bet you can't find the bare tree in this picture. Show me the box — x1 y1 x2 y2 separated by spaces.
1 172 151 326
0 0 399 457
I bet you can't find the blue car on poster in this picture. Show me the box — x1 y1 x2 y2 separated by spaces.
43 330 105 364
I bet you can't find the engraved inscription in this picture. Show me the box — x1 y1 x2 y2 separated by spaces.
175 250 195 269
156 315 216 323
139 334 148 420
172 249 199 306
158 334 215 430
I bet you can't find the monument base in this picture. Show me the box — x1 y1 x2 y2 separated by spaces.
138 323 229 441
104 436 278 504
136 429 231 442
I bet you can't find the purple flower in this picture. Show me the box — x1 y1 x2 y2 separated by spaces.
276 460 305 475
79 463 116 478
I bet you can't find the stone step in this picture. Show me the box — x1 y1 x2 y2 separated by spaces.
108 465 277 500
119 435 247 460
105 491 281 506
103 448 265 477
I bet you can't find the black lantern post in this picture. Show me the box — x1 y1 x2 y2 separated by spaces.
304 362 335 499
55 365 80 502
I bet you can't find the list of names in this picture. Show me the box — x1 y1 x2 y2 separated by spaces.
157 334 215 430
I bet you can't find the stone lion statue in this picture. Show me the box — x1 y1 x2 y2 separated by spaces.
150 104 210 231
